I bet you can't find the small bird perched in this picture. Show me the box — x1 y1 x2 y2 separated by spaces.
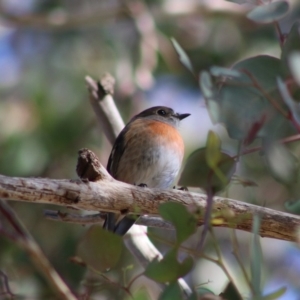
104 106 190 235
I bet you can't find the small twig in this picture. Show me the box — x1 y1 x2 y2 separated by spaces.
45 209 175 231
99 273 133 299
274 22 285 49
0 270 15 299
126 272 144 290
230 230 255 294
149 232 217 264
233 134 300 159
210 228 243 299
197 187 214 252
44 210 105 225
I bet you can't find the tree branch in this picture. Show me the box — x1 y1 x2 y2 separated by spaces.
0 149 299 242
0 201 77 300
85 74 124 144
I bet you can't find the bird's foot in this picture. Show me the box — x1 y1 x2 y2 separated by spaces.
173 186 189 191
138 183 148 187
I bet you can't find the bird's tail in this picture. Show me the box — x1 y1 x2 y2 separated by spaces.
104 212 137 236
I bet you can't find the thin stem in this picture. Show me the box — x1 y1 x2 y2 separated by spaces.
99 273 133 299
209 228 244 299
233 134 300 160
230 230 255 294
197 188 214 251
126 272 144 290
148 232 218 264
0 270 15 299
290 113 300 133
274 22 285 49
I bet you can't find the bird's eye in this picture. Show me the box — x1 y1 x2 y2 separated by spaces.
157 109 166 116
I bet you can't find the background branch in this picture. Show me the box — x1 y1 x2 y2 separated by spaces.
0 200 77 300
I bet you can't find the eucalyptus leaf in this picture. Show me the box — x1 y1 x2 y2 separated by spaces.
159 282 182 300
171 38 193 73
144 248 193 283
206 131 221 168
197 287 215 296
200 71 220 123
281 22 300 76
288 52 300 86
179 147 236 192
77 225 123 272
264 142 299 185
277 77 300 123
285 199 300 214
159 202 197 244
247 1 289 24
219 55 288 141
210 66 241 78
261 287 286 300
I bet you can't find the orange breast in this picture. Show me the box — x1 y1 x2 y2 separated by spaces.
114 119 185 186
125 119 184 156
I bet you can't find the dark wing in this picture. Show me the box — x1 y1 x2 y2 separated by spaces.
104 124 136 235
107 126 128 177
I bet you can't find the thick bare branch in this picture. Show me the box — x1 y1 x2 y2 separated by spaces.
0 169 299 242
85 74 124 144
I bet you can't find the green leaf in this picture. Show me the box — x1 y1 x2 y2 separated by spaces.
199 71 220 123
131 289 151 300
205 131 229 187
281 22 300 76
187 291 197 300
220 281 242 300
288 52 300 86
277 77 300 123
179 147 236 192
159 202 197 244
206 131 221 168
210 66 241 78
285 199 300 214
265 142 299 185
261 287 287 300
159 282 182 300
197 287 215 296
171 38 193 73
77 225 123 272
250 215 262 297
219 55 288 141
247 1 289 24
144 248 193 283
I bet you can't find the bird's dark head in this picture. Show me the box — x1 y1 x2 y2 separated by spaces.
132 106 190 127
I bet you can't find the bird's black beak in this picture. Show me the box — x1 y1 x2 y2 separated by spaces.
177 113 191 120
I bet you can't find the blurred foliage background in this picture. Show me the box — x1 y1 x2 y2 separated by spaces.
1 0 300 299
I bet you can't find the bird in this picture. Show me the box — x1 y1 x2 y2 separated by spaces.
104 106 190 235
